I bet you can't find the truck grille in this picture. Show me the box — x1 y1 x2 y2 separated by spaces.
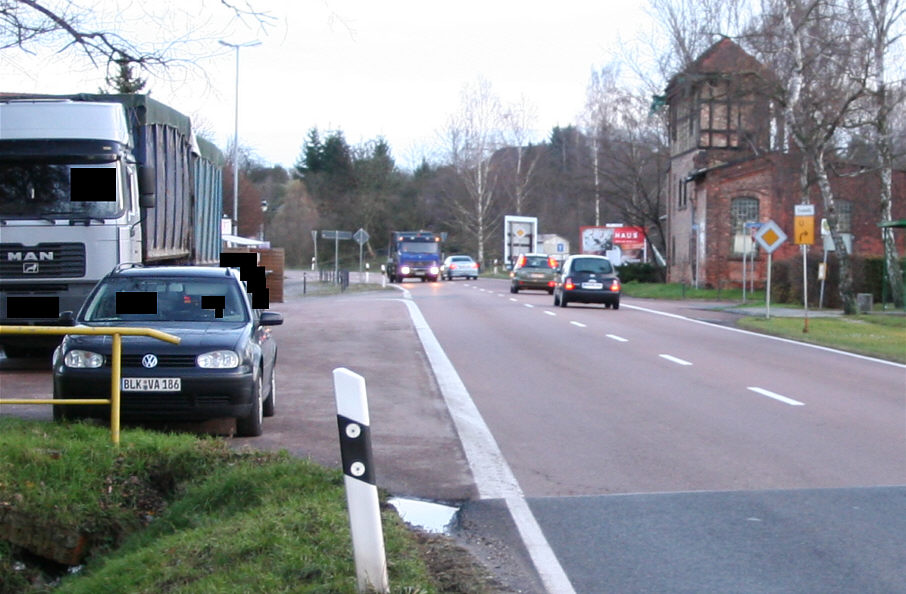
0 243 86 278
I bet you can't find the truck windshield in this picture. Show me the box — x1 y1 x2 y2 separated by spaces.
400 241 439 254
0 162 122 220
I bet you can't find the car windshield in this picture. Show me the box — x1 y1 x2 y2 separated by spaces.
82 276 248 323
452 257 472 263
572 259 614 274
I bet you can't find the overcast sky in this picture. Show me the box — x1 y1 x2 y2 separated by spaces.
1 1 652 170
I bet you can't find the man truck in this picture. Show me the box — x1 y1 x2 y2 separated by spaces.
385 231 443 283
0 93 224 357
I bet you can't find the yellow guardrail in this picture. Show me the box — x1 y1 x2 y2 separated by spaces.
0 325 181 445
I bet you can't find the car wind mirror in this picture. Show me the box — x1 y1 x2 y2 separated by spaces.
58 311 76 326
259 311 283 326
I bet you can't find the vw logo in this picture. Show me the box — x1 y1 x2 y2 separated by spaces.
141 354 158 368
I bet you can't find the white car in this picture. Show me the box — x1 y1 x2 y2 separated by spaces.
442 255 479 280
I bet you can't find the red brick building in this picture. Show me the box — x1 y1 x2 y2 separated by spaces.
665 39 905 289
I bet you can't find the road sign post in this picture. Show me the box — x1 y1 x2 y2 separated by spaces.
322 230 354 276
795 205 815 332
754 220 788 319
353 228 370 273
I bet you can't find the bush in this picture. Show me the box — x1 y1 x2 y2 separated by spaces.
617 262 665 283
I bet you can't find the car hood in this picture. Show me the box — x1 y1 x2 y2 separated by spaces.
64 322 248 354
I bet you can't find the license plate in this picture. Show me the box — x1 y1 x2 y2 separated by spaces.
122 377 181 392
530 273 544 279
582 282 603 290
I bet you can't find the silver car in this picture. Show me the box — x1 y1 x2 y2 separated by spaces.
443 255 479 280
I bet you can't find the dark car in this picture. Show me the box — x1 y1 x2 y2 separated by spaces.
52 265 282 436
510 253 558 294
553 254 621 309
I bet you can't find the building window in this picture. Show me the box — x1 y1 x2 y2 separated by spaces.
730 197 760 256
698 79 752 150
678 178 688 209
837 200 852 233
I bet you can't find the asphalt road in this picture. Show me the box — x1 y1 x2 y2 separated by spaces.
2 275 904 593
407 277 905 593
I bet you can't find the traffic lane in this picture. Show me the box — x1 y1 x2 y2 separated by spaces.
261 292 477 503
469 283 906 483
411 280 906 496
529 486 906 593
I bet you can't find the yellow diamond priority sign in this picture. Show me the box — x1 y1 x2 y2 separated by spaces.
754 220 787 254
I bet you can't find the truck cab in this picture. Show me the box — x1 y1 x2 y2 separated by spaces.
386 231 443 283
0 95 223 358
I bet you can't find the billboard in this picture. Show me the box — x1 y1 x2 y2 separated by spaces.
580 225 647 264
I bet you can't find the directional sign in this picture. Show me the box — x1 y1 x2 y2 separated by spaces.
754 219 787 254
353 228 370 246
794 204 815 245
322 230 353 240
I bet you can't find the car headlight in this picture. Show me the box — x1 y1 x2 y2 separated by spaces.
430 266 440 275
64 350 104 368
197 350 240 369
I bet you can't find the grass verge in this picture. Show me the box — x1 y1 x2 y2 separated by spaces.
0 417 501 593
736 315 906 363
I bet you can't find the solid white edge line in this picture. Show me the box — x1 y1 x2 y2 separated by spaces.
748 386 805 406
623 303 906 369
659 354 693 366
398 296 576 594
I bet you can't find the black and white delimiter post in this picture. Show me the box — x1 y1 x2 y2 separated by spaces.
332 367 389 593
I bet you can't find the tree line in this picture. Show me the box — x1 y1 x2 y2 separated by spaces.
5 0 904 307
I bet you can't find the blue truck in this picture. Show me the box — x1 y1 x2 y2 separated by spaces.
385 231 443 283
0 93 224 356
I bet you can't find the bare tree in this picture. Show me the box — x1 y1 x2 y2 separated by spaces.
442 77 505 266
861 0 906 306
759 0 872 313
500 95 541 216
1 0 274 80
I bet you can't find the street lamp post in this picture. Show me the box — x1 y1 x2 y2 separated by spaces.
219 39 261 236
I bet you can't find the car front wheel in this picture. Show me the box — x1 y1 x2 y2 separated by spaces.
237 373 264 437
263 364 276 417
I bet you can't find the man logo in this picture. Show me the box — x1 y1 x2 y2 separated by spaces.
141 354 158 368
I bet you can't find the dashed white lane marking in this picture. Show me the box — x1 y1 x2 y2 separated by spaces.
524 303 534 308
607 334 628 342
660 354 693 366
570 321 586 328
398 297 577 594
748 386 805 406
509 298 518 302
544 311 556 317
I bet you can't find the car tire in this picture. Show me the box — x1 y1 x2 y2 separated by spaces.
510 285 518 294
263 364 276 417
613 299 620 310
236 373 264 437
553 292 560 306
559 294 569 308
